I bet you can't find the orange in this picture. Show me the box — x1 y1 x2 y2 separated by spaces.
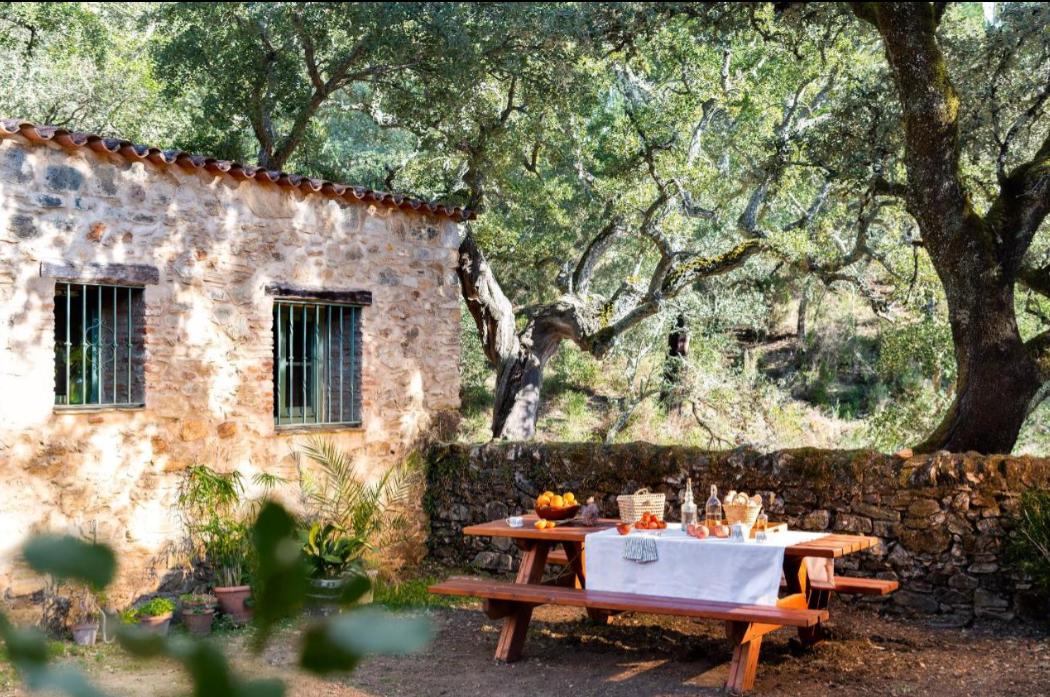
542 490 555 499
564 492 576 504
537 494 552 507
550 495 565 508
534 519 546 529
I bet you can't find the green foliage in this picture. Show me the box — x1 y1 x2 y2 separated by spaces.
129 598 175 620
372 577 462 610
548 346 602 392
876 320 955 392
868 387 952 453
0 4 177 143
1 500 430 696
1008 489 1050 594
249 502 309 647
177 465 280 588
297 438 415 570
301 523 356 580
299 608 432 675
21 537 115 592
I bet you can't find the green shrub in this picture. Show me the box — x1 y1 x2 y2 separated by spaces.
135 598 176 618
122 597 176 622
876 319 955 392
1008 489 1050 594
548 345 600 391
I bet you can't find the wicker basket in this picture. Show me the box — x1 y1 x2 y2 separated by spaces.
616 488 666 524
724 502 761 526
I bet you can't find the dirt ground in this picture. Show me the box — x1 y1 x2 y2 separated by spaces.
3 602 1048 697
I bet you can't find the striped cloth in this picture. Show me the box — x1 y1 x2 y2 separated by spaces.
623 535 659 563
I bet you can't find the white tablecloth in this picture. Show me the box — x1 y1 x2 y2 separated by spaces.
584 525 829 606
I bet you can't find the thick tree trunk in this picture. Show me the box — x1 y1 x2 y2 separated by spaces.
491 327 563 440
853 3 1050 454
915 272 1040 454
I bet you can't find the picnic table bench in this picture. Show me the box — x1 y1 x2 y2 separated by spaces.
429 516 896 695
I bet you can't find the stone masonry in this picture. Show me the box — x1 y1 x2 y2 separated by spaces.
427 443 1050 625
0 132 461 605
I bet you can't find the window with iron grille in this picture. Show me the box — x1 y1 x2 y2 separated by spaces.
273 302 362 427
54 283 146 407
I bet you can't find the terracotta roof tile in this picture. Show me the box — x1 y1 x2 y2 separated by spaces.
0 119 474 222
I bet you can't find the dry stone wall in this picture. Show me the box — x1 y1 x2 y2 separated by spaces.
0 135 461 605
427 443 1050 625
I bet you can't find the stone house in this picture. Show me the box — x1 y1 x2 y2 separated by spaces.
0 120 465 602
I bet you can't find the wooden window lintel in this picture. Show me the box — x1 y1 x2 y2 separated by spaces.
41 262 160 286
265 283 372 306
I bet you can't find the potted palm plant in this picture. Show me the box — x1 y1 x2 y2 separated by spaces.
297 439 418 606
178 465 257 625
205 519 253 624
179 593 217 635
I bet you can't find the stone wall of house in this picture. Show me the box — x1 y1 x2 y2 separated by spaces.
426 443 1050 625
0 134 461 608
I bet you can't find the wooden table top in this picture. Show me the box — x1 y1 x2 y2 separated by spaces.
462 516 878 559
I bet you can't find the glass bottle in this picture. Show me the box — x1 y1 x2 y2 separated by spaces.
681 479 698 528
755 512 769 543
705 485 722 528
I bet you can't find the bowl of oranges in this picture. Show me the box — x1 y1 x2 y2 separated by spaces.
535 491 580 521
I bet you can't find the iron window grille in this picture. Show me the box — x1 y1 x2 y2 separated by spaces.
54 283 145 407
273 301 362 427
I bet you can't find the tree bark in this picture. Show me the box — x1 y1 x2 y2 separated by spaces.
491 324 564 440
796 284 809 346
856 2 1050 454
660 314 689 413
914 261 1040 453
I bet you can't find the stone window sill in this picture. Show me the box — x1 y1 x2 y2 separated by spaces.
274 422 364 435
54 404 145 414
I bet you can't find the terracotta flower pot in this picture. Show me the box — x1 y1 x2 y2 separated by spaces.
71 623 99 646
181 610 215 636
138 613 172 635
214 585 252 625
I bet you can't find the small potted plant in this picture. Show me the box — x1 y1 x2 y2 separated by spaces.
177 466 258 625
179 593 217 635
302 522 357 613
128 597 176 634
68 588 101 646
298 439 416 607
208 520 253 625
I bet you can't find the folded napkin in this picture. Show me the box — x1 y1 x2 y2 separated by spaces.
623 535 659 563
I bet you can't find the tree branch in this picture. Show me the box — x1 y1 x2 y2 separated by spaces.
457 231 519 367
572 215 623 295
661 239 765 296
987 128 1050 275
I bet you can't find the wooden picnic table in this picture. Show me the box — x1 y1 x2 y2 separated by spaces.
432 515 894 695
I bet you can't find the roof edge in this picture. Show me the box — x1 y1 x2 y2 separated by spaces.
0 119 474 223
